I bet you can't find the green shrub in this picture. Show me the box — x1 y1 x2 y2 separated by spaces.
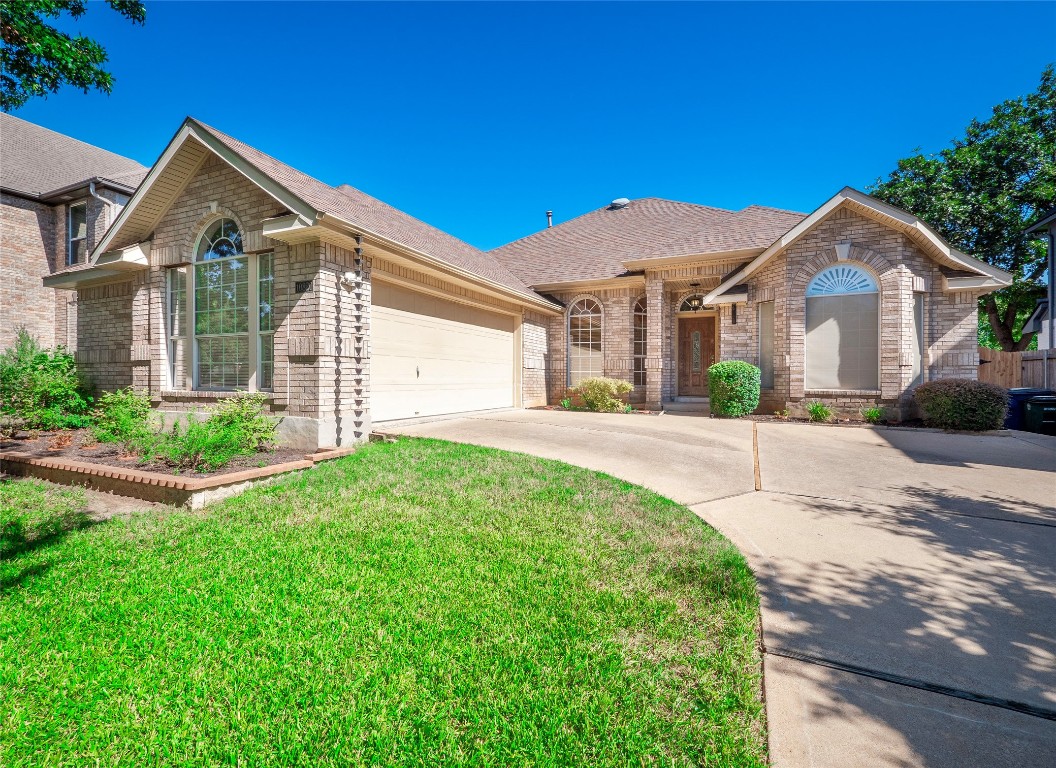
0 329 91 429
560 397 573 410
707 361 760 417
150 394 279 472
860 406 885 424
573 377 633 413
91 388 156 449
806 401 833 423
208 393 278 449
913 379 1008 431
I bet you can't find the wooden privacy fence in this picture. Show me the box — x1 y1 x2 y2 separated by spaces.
977 346 1056 388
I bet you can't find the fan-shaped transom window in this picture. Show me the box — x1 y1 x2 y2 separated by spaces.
165 217 274 392
196 218 244 261
679 294 707 312
568 298 603 386
805 263 879 390
806 265 876 297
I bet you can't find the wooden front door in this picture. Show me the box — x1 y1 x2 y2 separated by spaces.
678 316 717 396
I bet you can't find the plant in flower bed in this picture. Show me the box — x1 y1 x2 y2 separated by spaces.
708 361 760 417
806 401 833 423
0 329 91 430
83 390 280 472
573 377 633 413
90 388 156 451
914 378 1009 431
143 393 280 472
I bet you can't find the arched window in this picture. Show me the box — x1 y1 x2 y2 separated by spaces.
805 264 879 390
166 218 274 391
632 298 647 387
568 298 603 386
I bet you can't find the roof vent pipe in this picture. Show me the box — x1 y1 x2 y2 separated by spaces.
546 210 553 228
610 197 630 209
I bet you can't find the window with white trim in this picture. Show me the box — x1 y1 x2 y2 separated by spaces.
805 264 879 390
758 300 774 388
258 251 275 390
632 297 647 387
911 293 925 386
67 202 87 265
166 266 188 389
167 217 274 391
568 298 603 386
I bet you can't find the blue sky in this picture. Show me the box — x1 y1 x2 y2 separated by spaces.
10 1 1054 250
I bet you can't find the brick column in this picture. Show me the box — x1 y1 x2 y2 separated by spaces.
645 273 666 408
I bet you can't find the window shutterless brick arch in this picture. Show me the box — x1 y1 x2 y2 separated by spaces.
789 246 902 402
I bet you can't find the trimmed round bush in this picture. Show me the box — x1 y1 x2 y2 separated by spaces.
708 361 761 417
913 378 1008 431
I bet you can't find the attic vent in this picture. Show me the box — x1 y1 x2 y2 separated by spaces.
609 198 630 210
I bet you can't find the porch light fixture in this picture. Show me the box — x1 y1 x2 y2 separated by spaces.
685 295 703 311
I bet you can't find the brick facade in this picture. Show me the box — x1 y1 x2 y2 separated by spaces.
2 189 126 352
537 209 988 419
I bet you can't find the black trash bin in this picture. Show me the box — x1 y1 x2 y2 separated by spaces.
1005 387 1055 430
1024 396 1056 436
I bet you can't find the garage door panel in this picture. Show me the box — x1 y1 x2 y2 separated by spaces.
371 283 515 422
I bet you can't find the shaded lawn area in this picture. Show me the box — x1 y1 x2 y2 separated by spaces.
1 439 764 766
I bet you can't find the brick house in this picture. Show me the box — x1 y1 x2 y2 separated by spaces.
43 117 1011 448
0 113 147 350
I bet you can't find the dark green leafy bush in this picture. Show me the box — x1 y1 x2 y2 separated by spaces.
574 377 633 413
707 361 760 417
0 329 91 429
91 388 155 449
913 379 1008 431
149 393 279 471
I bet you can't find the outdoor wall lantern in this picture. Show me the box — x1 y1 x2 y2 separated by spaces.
685 295 703 311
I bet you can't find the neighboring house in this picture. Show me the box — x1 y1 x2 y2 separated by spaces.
44 117 1012 449
1025 207 1055 350
0 113 147 349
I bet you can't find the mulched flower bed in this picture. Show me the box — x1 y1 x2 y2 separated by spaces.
0 429 307 479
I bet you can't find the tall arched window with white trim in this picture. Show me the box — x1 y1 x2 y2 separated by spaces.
568 298 603 386
805 264 879 390
180 217 274 391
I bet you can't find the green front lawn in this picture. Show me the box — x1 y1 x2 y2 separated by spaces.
1 439 764 766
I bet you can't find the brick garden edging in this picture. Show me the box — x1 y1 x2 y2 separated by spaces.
0 447 360 509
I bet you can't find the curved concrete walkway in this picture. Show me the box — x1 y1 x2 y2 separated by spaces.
386 410 1056 768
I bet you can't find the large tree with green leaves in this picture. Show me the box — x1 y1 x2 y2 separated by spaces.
0 0 145 112
870 66 1055 351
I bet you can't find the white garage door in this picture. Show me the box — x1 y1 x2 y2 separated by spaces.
371 281 515 422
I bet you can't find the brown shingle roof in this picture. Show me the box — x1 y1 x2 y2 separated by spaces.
0 113 147 198
491 198 805 286
191 119 539 301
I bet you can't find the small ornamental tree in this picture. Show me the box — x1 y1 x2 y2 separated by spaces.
708 361 760 417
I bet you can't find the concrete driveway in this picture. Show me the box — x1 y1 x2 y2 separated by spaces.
385 410 1056 767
